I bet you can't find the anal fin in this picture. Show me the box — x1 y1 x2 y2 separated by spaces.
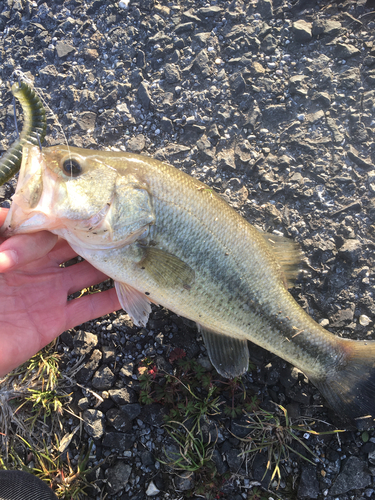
115 281 157 327
197 324 249 379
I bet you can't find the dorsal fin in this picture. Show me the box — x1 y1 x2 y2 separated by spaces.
260 232 303 289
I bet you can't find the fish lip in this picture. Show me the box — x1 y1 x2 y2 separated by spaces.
0 209 52 237
0 145 58 236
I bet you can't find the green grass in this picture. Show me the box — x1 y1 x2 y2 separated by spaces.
0 343 100 499
236 403 345 489
1 436 97 499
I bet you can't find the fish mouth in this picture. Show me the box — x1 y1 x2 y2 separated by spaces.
0 145 61 237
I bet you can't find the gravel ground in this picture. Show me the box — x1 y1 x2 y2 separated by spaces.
1 0 375 498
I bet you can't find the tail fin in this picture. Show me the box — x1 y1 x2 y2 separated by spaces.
309 340 375 424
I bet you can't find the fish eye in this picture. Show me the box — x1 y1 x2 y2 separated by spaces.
63 158 82 177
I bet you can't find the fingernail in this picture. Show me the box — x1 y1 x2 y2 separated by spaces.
0 250 18 270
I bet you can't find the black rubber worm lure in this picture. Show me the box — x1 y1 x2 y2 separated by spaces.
0 81 47 185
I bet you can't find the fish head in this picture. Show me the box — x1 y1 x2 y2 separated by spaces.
1 145 155 249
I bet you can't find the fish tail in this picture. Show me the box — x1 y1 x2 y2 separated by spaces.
309 340 375 423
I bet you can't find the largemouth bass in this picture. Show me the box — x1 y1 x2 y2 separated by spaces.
2 144 375 422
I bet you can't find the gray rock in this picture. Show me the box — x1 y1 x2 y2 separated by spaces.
105 461 132 495
326 117 345 143
77 397 90 411
146 481 160 496
174 22 194 35
330 456 371 495
138 82 151 110
211 449 228 475
139 403 168 427
285 385 311 405
196 136 215 161
231 415 251 439
261 34 277 54
164 63 180 84
280 366 299 389
108 387 138 404
285 403 301 419
102 432 135 450
193 49 211 78
338 239 362 263
226 448 242 472
335 43 361 59
364 56 375 68
312 91 331 107
73 330 98 356
257 0 273 19
76 111 96 132
92 366 116 390
347 146 373 170
312 19 342 37
141 450 155 466
218 151 236 170
129 68 144 88
76 349 102 384
160 116 173 133
264 362 280 386
339 68 360 89
292 20 312 42
297 464 319 499
197 6 222 17
106 403 141 432
102 346 116 364
128 134 146 153
56 40 75 57
120 360 135 378
136 49 146 68
262 104 290 125
83 409 105 439
305 110 325 125
174 471 195 491
230 72 246 95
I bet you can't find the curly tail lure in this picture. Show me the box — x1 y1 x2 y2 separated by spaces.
0 80 47 185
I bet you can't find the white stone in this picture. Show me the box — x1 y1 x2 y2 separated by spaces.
146 481 160 496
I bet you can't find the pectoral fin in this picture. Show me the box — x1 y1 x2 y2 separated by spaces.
115 281 157 327
197 325 249 379
139 246 195 289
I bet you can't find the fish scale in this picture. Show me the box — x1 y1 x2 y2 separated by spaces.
2 144 375 422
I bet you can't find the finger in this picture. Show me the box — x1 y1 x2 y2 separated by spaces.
0 207 8 227
62 259 111 295
65 287 121 330
0 231 58 272
47 238 79 266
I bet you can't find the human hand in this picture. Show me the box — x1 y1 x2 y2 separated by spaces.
0 207 121 377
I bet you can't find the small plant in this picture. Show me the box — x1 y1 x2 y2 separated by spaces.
10 348 70 428
247 486 269 500
236 404 345 489
23 349 62 391
0 344 70 462
221 376 259 418
23 387 66 425
138 350 258 423
4 436 96 499
160 420 217 472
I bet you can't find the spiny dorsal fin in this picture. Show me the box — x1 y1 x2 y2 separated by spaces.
197 324 249 379
139 246 195 289
260 232 303 289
